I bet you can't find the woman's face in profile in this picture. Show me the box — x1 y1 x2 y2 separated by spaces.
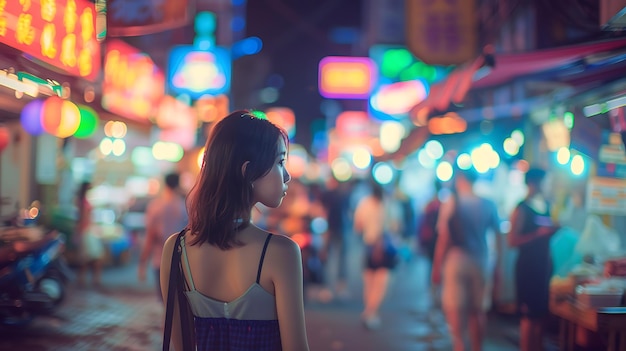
251 137 291 208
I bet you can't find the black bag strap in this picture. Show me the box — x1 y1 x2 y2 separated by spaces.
163 229 194 351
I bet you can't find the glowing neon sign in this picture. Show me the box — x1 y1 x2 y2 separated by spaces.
102 39 164 121
318 56 376 99
0 0 101 81
167 45 231 99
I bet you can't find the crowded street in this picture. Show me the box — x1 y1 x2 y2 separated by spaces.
0 237 535 351
1 0 626 350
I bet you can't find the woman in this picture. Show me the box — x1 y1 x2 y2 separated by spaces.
353 181 398 329
160 111 310 351
508 168 559 351
75 181 104 288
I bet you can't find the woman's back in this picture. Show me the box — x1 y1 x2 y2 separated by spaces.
181 226 283 350
162 225 307 351
182 226 277 302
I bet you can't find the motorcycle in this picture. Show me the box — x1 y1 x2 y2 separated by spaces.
0 226 74 327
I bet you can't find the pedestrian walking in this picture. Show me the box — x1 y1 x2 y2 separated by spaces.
508 168 559 351
432 168 502 351
75 181 104 288
353 181 400 329
418 180 443 313
138 172 188 301
320 179 352 300
160 111 309 351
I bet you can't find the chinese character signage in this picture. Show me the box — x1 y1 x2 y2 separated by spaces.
406 0 477 65
167 45 231 99
102 39 164 122
107 0 190 36
0 0 101 81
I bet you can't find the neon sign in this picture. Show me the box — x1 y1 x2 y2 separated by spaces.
102 39 164 122
370 80 429 118
167 45 231 99
0 0 101 81
318 56 376 99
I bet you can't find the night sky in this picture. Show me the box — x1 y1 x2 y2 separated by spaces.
244 0 364 149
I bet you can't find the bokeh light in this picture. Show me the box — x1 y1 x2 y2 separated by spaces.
503 137 519 156
372 162 394 185
418 149 436 168
425 140 444 160
511 129 525 146
352 147 372 169
456 153 472 170
556 147 570 165
436 161 453 182
379 121 405 153
331 157 352 182
570 155 585 175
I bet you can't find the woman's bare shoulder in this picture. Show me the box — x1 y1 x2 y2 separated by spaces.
267 233 300 254
162 232 180 254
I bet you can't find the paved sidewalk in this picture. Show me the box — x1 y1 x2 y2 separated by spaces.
0 241 558 351
0 257 164 351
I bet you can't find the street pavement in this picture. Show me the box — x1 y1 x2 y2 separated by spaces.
0 238 537 351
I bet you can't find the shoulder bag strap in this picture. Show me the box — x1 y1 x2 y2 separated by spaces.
178 245 195 351
163 229 186 351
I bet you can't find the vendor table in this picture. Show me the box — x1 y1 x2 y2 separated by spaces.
551 300 626 351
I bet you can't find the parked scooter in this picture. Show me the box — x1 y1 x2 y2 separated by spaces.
0 227 74 327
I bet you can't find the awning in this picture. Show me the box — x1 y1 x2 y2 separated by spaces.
409 37 626 125
390 37 626 162
472 37 626 89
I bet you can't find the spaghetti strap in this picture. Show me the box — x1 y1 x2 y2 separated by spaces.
180 235 196 291
256 234 273 284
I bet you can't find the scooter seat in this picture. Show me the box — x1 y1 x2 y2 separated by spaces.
0 230 58 268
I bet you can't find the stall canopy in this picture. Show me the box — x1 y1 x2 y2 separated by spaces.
410 37 626 124
390 36 626 161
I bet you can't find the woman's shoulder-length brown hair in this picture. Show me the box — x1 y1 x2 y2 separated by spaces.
186 110 288 249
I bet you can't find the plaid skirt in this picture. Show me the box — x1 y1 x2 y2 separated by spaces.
194 317 282 351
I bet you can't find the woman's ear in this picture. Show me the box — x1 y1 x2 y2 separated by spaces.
241 161 250 178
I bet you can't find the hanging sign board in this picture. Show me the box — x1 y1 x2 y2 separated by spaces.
405 0 477 65
0 0 101 81
106 0 191 37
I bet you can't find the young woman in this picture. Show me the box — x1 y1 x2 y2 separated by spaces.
75 181 104 288
160 111 310 351
353 181 398 329
508 168 559 351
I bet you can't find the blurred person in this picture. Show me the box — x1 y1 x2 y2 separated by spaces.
353 181 399 329
418 180 442 278
417 180 443 313
160 111 309 351
320 179 352 300
432 169 502 351
508 168 559 351
138 172 188 301
75 181 105 288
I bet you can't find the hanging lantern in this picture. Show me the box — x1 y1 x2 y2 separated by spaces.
74 105 99 139
55 100 80 138
0 126 9 152
41 96 64 135
20 99 45 135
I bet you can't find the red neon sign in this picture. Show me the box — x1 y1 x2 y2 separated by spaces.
102 39 164 122
0 0 101 81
